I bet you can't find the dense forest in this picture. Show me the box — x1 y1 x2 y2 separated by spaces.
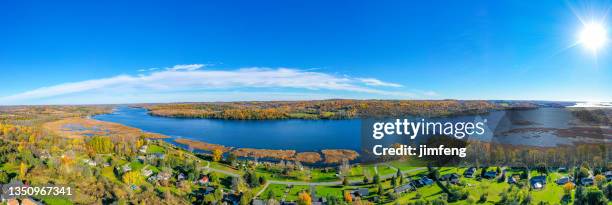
140 100 511 120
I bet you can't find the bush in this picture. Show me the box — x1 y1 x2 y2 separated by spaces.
466 196 476 204
479 193 488 203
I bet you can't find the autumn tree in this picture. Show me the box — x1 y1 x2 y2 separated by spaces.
19 162 28 180
88 136 114 154
0 170 9 183
563 182 575 195
344 191 353 203
122 171 144 185
213 148 223 162
594 174 606 188
297 191 312 205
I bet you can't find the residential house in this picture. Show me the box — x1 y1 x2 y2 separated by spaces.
394 183 414 193
507 176 518 184
464 167 476 178
440 173 460 184
483 171 497 179
556 177 570 185
142 169 153 177
581 177 594 186
199 175 210 185
530 176 547 189
252 199 265 205
139 145 148 153
21 198 43 205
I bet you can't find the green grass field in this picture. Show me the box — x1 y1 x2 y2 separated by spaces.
310 169 339 182
147 144 165 154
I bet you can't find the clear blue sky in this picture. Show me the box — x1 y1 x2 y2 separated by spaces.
0 0 610 105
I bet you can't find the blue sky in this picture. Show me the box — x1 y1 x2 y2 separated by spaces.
0 0 610 105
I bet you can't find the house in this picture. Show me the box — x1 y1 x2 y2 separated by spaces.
137 155 146 162
530 176 547 189
152 153 166 159
139 145 148 153
6 198 18 205
507 176 518 184
21 197 43 205
199 176 210 185
203 186 215 194
483 171 497 179
440 173 460 184
464 167 476 178
82 159 97 166
581 177 594 186
394 183 414 193
351 188 369 197
420 176 434 185
252 199 265 205
556 177 570 185
157 172 172 181
121 163 132 173
142 169 153 177
605 171 612 181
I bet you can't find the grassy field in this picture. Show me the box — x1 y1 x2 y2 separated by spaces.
287 185 310 200
310 169 339 182
39 196 74 205
101 166 121 184
261 184 287 200
391 167 580 204
147 144 165 154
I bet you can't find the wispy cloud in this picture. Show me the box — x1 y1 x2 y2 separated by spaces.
0 65 421 105
165 64 206 71
356 78 403 87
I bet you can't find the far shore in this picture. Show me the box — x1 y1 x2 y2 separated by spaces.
173 137 358 164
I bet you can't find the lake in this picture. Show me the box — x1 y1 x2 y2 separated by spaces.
93 106 603 152
93 106 361 151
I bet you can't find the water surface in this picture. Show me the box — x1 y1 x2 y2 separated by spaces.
94 107 361 151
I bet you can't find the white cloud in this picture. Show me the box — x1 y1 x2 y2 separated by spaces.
0 65 419 105
356 78 403 87
166 64 205 71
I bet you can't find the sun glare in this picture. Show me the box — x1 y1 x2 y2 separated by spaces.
578 22 608 52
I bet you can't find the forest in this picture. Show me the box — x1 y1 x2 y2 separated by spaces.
140 100 514 120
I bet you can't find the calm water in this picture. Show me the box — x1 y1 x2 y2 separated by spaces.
93 107 361 151
93 106 593 152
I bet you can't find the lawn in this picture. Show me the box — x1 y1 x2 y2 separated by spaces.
286 185 310 201
129 161 145 171
256 167 301 182
261 184 286 200
39 196 74 205
377 165 397 176
210 161 243 175
101 166 121 184
393 184 443 204
387 159 427 172
310 169 339 182
315 185 346 198
147 144 165 154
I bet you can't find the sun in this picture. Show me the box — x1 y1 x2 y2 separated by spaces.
578 22 608 52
